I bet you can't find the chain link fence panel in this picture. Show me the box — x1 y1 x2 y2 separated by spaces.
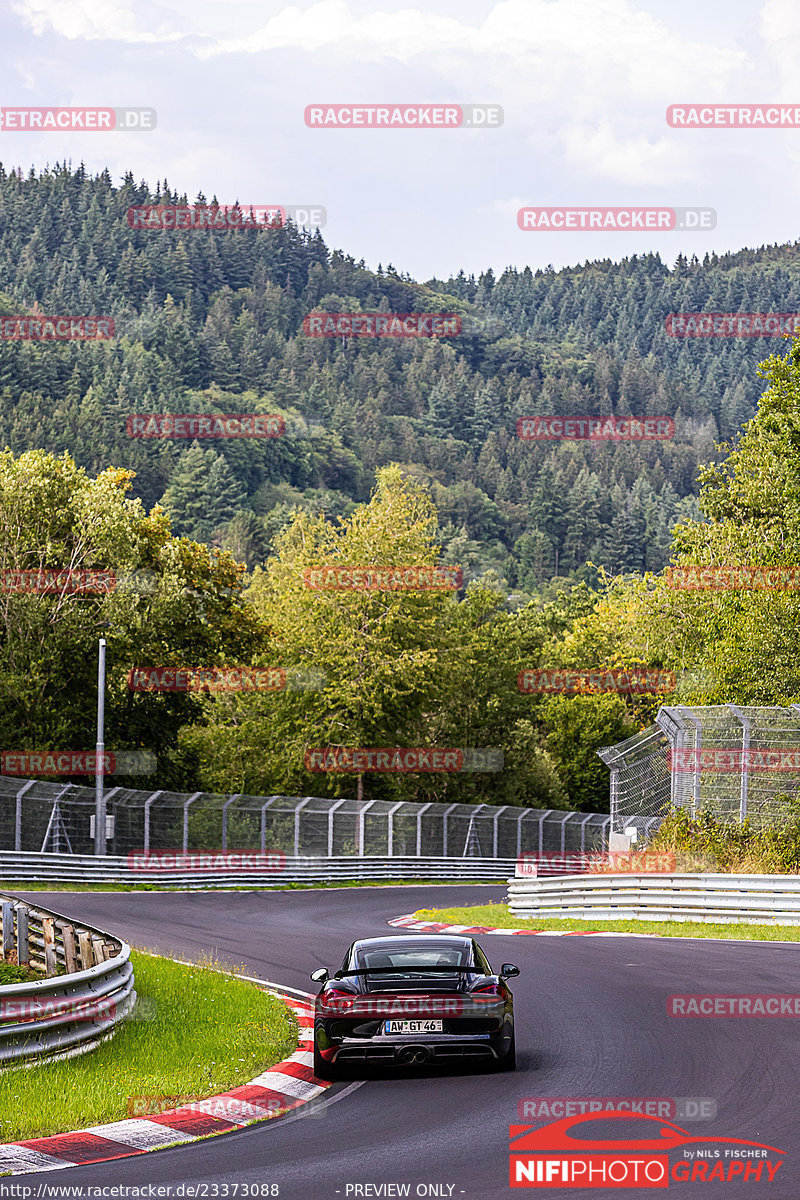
0 778 610 860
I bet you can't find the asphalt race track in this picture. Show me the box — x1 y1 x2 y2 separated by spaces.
12 886 800 1200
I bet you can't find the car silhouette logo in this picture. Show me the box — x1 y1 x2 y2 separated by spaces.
510 1112 784 1155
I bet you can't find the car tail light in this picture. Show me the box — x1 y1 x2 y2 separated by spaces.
470 981 504 997
321 986 356 1011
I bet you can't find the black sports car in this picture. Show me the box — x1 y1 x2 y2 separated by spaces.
310 933 518 1079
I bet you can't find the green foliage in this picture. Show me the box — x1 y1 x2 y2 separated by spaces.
649 804 800 873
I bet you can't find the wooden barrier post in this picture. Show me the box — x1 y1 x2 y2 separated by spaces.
1 901 13 961
42 916 57 977
16 905 29 967
78 930 93 970
61 923 77 973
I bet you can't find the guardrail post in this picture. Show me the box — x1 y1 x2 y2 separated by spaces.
17 905 29 966
61 923 77 973
1 901 13 960
42 916 57 976
92 935 106 964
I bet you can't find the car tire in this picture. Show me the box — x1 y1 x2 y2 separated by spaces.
497 1029 516 1071
313 1043 340 1081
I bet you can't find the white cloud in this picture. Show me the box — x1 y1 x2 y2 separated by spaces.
11 0 184 42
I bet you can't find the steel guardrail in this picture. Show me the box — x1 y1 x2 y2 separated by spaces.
0 893 135 1066
0 852 517 887
506 872 800 925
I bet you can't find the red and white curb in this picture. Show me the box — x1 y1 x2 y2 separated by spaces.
0 991 327 1175
389 915 658 937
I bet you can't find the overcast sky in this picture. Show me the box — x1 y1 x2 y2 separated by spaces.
0 0 797 280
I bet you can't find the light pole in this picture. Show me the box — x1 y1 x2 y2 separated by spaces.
94 637 106 855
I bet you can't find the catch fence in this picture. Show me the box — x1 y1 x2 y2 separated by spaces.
599 704 800 836
0 779 610 860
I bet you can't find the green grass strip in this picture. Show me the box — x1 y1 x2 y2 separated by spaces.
0 963 38 986
0 950 297 1142
413 902 800 941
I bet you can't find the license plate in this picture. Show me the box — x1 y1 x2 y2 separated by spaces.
383 1019 443 1033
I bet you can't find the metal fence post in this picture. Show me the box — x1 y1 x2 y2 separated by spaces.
357 800 377 857
182 792 202 852
415 803 432 856
492 805 509 858
327 798 347 856
222 794 241 851
578 812 594 852
386 801 404 856
294 798 312 857
142 791 163 853
260 796 279 852
441 803 458 857
539 810 553 854
559 811 575 853
727 704 751 823
515 810 530 858
14 780 35 852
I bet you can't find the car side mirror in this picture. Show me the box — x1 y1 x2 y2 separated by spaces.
310 967 329 983
500 963 520 978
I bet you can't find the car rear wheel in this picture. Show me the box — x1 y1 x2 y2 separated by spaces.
313 1043 340 1081
497 1029 516 1071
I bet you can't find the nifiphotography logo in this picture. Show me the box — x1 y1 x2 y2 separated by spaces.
509 1113 785 1187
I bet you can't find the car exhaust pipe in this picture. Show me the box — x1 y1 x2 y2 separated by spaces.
396 1045 432 1065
